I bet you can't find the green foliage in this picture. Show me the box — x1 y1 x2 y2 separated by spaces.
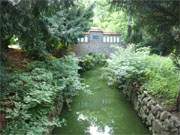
79 53 106 72
143 55 179 105
2 55 82 135
90 0 128 38
0 0 93 59
45 2 94 48
104 46 180 105
111 1 180 55
21 32 48 60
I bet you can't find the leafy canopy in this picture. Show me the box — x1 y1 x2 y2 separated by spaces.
111 0 180 55
0 0 94 59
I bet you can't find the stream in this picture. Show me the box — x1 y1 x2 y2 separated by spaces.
53 67 150 135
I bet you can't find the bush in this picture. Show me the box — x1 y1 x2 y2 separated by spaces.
79 53 106 72
104 46 180 106
2 55 82 135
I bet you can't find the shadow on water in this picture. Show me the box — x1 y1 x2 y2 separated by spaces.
53 67 150 135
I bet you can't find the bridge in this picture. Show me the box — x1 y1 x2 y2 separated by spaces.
73 27 123 56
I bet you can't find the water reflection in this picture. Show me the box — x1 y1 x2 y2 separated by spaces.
86 124 112 135
77 112 113 135
77 112 88 121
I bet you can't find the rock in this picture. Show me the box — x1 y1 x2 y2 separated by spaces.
143 91 148 96
147 100 156 109
137 90 142 95
142 97 151 105
140 108 147 121
160 111 171 121
141 92 148 99
169 118 176 129
152 119 162 134
138 97 145 104
156 110 162 119
174 120 180 128
145 97 152 102
138 95 142 101
148 126 152 131
163 119 174 130
134 100 139 111
158 131 171 135
170 116 180 128
146 113 154 126
142 106 149 114
170 128 179 135
152 104 163 117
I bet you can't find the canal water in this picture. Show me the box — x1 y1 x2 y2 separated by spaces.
53 67 150 135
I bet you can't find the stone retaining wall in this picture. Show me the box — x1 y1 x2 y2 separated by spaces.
121 89 180 135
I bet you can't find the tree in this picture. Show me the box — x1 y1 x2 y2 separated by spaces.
111 0 180 55
0 0 50 59
87 0 129 38
0 0 93 59
111 0 180 112
45 1 94 50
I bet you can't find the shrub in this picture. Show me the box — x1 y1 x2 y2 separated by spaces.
2 55 82 135
143 55 180 105
79 53 106 72
104 46 180 106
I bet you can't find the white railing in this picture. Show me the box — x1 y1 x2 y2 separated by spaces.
78 35 120 43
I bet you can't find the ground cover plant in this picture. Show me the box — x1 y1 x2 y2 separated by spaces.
104 46 180 107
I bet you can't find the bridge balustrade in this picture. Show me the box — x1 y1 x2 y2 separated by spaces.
78 35 121 44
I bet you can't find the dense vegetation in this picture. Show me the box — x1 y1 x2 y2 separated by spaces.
92 0 179 55
0 0 180 134
93 0 128 38
87 0 180 110
0 0 93 134
1 0 93 59
104 46 180 107
111 0 180 55
109 0 180 111
2 56 83 134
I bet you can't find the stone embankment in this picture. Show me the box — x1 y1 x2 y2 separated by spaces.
122 89 180 135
